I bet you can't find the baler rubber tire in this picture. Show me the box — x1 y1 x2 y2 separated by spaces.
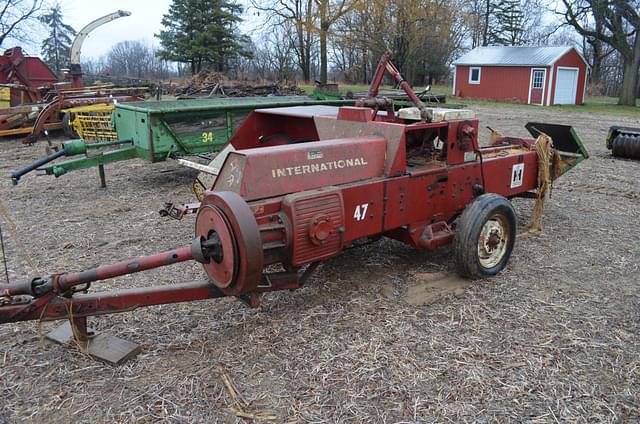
612 134 640 159
453 193 516 279
62 113 79 139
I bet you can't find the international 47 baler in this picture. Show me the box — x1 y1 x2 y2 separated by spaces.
0 52 588 363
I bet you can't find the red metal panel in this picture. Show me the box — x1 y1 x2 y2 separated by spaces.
551 49 588 105
336 106 374 122
340 180 385 242
283 190 344 266
455 65 544 103
0 47 58 87
216 137 387 201
383 162 483 231
313 116 408 177
384 175 432 231
229 111 320 150
481 152 538 196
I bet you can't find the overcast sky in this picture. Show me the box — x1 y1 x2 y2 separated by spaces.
36 0 256 60
53 0 172 59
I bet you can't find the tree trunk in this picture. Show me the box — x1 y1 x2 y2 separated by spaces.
482 0 490 46
318 0 328 84
618 33 640 106
619 58 639 106
362 47 367 84
589 19 604 85
319 24 328 83
590 41 602 83
304 0 313 82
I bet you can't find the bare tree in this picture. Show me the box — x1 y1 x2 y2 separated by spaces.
328 0 466 85
251 0 316 82
251 0 360 83
82 40 176 80
462 0 487 48
314 0 360 83
0 0 45 47
560 0 640 105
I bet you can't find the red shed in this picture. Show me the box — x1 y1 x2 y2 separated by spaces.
452 46 589 105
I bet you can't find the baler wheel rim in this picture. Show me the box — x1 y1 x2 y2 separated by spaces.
453 193 516 279
477 213 510 269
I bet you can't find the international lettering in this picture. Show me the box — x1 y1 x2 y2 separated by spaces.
271 157 369 178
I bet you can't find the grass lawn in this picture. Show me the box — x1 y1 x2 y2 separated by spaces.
300 82 639 117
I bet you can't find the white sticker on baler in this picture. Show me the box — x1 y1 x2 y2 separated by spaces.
511 163 524 188
353 203 369 221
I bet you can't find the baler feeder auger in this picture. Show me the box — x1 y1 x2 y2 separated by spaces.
606 126 640 160
0 51 588 363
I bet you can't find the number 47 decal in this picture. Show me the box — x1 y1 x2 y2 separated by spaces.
353 203 369 221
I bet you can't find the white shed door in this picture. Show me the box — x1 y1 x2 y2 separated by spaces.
554 68 578 104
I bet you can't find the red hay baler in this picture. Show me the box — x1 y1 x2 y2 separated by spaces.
0 52 588 362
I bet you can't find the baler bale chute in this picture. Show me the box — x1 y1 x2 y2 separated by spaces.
0 51 588 364
606 126 640 160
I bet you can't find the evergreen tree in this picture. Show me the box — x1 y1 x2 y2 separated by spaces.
155 0 252 75
39 3 75 74
490 0 525 45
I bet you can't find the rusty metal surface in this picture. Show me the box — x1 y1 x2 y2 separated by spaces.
23 95 144 144
0 47 58 91
159 202 201 220
0 281 224 323
56 245 193 291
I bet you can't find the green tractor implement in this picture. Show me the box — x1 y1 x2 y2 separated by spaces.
10 96 355 187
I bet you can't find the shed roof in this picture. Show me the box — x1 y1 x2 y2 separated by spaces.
453 46 586 67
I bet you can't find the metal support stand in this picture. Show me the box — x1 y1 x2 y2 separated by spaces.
46 316 141 365
98 164 106 188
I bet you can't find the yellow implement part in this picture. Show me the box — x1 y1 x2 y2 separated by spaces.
0 87 9 108
64 103 117 142
0 122 63 138
63 103 114 114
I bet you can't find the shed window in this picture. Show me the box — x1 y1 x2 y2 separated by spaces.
532 70 545 89
469 67 481 84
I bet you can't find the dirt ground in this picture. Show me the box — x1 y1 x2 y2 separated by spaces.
0 104 638 423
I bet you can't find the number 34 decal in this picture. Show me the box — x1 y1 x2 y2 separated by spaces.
353 203 369 221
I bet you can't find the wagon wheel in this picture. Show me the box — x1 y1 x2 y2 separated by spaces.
453 193 516 278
